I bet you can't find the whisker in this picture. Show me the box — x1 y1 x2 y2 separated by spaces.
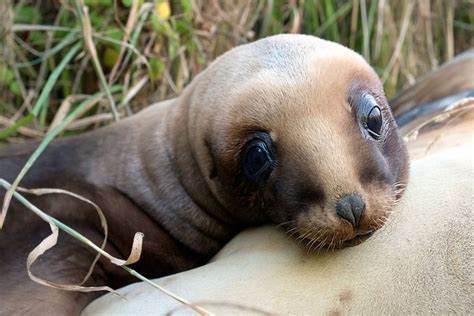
307 229 326 253
329 233 336 252
276 220 296 228
315 237 328 254
306 229 325 253
305 231 317 254
285 226 298 236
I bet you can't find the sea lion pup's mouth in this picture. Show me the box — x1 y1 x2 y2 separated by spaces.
301 230 376 251
337 230 375 248
289 225 377 252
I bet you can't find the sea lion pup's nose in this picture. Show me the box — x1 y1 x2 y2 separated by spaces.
336 194 365 228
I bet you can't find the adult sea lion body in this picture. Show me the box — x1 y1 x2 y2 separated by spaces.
0 34 408 314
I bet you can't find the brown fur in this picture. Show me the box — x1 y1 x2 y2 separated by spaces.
0 34 408 314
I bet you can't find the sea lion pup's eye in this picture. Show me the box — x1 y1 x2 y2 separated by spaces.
357 94 383 140
242 136 275 183
367 106 382 138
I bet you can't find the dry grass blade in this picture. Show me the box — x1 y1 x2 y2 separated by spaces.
382 1 415 83
12 24 74 32
420 0 437 68
349 0 360 49
48 95 88 131
360 0 370 62
373 0 385 60
108 0 140 85
66 113 114 130
27 222 118 294
75 0 119 121
445 0 455 61
22 189 118 294
16 186 110 286
121 76 148 107
16 185 144 267
109 2 153 84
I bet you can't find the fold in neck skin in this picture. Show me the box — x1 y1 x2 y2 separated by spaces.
108 100 240 255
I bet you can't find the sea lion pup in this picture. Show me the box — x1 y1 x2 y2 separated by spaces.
0 34 408 314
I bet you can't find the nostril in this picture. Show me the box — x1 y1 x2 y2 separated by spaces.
336 194 366 228
335 198 355 226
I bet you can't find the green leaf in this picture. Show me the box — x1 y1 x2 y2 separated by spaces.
122 0 133 8
30 31 46 46
14 6 41 24
151 15 167 34
89 11 106 29
103 47 119 68
105 28 125 42
84 0 100 6
9 81 21 96
0 65 14 85
180 0 192 14
175 19 191 36
149 58 165 81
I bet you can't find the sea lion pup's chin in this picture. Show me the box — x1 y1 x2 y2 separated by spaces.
186 34 409 250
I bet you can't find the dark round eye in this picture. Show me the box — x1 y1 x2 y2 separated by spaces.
242 139 274 182
356 94 384 140
367 106 382 138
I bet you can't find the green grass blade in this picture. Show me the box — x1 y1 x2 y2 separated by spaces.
31 42 82 117
323 0 339 42
0 114 34 139
16 31 79 68
316 2 353 38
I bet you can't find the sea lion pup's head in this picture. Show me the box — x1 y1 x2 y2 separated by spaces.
184 34 409 250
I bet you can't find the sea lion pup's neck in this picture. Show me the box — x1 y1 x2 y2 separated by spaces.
91 94 239 257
